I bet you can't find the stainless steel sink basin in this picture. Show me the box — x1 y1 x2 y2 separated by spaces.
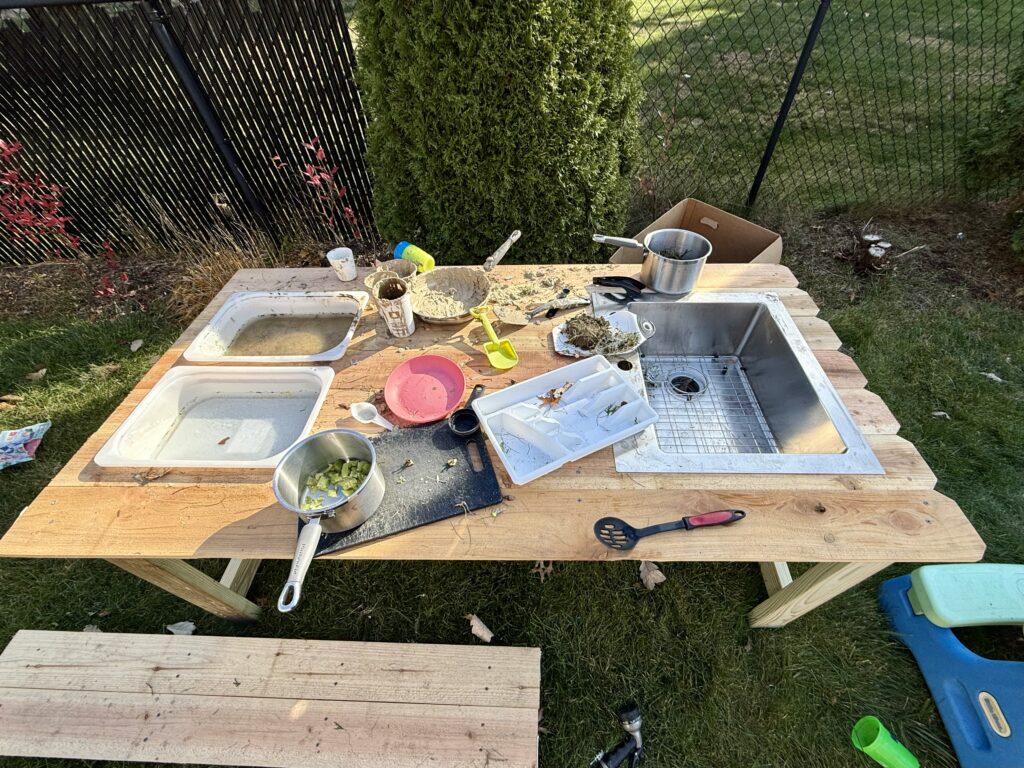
612 293 883 474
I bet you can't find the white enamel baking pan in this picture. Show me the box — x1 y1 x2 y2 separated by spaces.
183 290 369 363
94 366 333 468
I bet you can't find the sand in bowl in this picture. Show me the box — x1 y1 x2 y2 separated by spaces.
225 315 354 356
409 267 490 322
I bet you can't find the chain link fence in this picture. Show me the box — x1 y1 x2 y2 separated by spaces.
3 1 1022 263
629 0 1024 226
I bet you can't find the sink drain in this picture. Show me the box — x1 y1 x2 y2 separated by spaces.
668 368 707 401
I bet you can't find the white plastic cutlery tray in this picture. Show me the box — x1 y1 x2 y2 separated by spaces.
471 356 658 484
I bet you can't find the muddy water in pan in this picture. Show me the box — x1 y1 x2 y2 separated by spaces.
225 315 354 356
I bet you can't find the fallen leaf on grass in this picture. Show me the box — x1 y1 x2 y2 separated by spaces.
538 707 552 735
129 339 144 352
980 372 1005 383
88 363 121 379
82 625 103 633
0 402 15 412
639 561 666 591
25 368 46 381
0 394 24 403
931 411 951 419
465 613 494 643
530 560 554 582
165 621 196 636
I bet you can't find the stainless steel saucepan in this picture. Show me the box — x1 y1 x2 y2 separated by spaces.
593 229 712 295
272 429 385 612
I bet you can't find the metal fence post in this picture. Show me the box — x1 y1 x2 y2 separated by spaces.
745 0 832 212
139 0 275 237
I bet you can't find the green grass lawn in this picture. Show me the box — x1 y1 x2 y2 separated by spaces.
629 0 1021 226
1 207 1021 767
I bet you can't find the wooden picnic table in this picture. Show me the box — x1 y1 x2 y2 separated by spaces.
0 264 984 626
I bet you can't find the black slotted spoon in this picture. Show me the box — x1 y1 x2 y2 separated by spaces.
594 509 746 551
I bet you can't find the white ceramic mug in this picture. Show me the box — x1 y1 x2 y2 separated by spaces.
327 247 357 281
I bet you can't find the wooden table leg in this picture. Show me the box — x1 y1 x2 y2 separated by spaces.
749 562 892 628
108 558 261 621
759 562 793 595
219 558 262 597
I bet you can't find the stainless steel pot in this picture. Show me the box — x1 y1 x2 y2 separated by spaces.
593 229 713 295
272 429 385 612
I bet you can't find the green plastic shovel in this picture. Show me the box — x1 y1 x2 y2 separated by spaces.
470 305 519 370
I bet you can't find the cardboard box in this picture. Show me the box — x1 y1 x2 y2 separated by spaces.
609 198 782 265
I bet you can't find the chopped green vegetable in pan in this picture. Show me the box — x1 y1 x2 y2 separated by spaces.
300 459 372 511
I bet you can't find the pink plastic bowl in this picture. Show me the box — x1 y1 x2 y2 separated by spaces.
384 355 466 424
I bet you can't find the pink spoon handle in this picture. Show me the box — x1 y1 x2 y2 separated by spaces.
683 509 746 529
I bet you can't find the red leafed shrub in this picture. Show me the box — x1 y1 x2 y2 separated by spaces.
1 139 136 310
272 136 363 240
0 139 78 253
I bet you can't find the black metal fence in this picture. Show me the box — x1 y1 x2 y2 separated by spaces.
3 1 1022 264
0 0 373 264
630 0 1024 223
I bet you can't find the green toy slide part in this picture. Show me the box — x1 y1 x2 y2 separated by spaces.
908 564 1024 628
852 716 920 768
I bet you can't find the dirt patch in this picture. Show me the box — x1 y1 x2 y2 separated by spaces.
0 237 387 323
0 255 175 321
715 50 755 74
782 200 1024 310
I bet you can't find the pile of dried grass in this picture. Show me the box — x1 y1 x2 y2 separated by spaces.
116 200 323 323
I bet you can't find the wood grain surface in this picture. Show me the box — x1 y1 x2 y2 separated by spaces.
0 265 982 565
0 631 540 768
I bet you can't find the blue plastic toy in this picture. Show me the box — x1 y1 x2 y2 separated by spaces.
880 574 1024 768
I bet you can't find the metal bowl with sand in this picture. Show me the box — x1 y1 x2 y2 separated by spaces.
408 231 521 325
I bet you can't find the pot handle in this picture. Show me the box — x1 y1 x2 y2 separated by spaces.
465 383 487 407
593 234 644 250
277 517 322 613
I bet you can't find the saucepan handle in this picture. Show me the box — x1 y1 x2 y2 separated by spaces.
278 516 323 613
465 383 486 406
593 234 644 250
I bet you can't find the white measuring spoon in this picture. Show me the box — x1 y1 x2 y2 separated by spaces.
350 401 396 431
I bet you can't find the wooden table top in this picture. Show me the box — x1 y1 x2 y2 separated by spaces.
0 264 984 564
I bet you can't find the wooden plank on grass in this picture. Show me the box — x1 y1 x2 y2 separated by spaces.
0 687 538 768
0 631 541 709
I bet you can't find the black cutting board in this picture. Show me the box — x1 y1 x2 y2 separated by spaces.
309 421 503 555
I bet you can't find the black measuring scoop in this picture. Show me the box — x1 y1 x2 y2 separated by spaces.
447 384 486 437
594 509 746 551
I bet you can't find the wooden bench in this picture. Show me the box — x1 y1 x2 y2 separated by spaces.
0 630 541 768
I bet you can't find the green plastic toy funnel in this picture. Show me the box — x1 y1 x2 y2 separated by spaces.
851 716 920 768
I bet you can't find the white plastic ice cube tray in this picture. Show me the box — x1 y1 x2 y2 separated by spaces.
471 356 658 485
183 290 369 363
93 366 333 468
